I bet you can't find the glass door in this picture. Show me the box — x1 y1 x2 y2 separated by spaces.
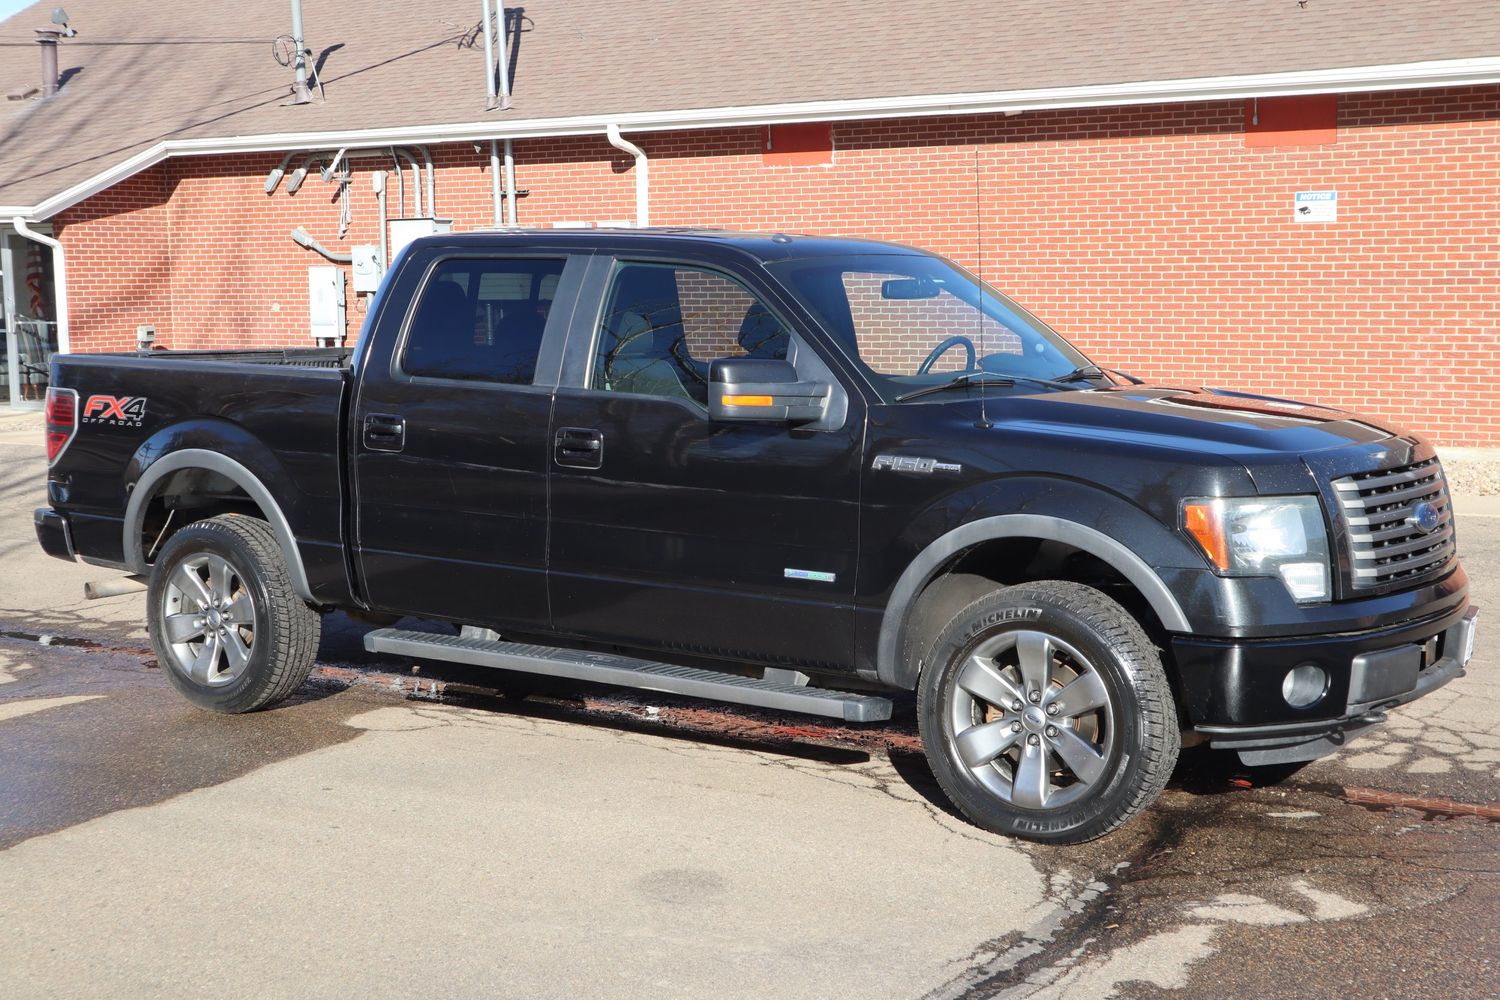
1 229 59 408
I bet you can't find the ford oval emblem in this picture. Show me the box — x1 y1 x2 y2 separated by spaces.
1407 501 1440 535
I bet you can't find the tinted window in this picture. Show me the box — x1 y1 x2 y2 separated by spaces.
768 254 1087 402
403 258 564 383
591 262 790 406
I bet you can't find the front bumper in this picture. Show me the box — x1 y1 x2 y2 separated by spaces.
1174 603 1479 765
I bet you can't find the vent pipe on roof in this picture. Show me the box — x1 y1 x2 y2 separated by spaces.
34 10 77 99
288 0 313 105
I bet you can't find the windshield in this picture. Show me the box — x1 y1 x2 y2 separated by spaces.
767 254 1090 402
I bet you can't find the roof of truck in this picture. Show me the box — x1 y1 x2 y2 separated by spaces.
416 228 932 262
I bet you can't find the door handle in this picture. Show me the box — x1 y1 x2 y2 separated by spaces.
555 426 603 469
363 413 406 452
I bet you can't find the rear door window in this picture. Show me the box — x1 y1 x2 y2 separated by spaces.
402 258 565 384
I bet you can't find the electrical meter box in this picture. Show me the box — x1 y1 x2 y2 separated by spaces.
307 266 345 346
388 218 454 261
351 245 383 293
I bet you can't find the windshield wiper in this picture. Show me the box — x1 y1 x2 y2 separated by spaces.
895 372 1071 403
1058 364 1144 385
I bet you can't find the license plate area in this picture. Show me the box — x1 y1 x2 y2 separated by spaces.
1349 644 1421 705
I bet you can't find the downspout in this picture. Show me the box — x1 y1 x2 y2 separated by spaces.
605 125 649 228
10 218 69 354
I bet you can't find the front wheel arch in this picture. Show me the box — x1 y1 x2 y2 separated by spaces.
877 514 1192 690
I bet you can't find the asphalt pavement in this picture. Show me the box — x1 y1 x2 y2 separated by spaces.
0 414 1495 999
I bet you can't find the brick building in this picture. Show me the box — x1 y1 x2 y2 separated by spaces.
1 1 1497 445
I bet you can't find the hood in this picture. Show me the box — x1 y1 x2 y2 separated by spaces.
974 384 1397 460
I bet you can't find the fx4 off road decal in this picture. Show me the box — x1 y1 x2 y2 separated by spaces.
82 394 147 427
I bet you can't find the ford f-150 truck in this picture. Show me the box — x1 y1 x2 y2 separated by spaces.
35 229 1479 842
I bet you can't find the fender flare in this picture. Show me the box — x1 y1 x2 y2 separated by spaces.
876 513 1192 689
122 448 314 601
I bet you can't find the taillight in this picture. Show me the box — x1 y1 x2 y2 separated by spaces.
45 386 78 465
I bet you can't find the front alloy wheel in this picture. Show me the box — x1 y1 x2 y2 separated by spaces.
947 629 1116 811
918 581 1178 843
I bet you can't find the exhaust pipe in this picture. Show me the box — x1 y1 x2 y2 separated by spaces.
83 576 149 600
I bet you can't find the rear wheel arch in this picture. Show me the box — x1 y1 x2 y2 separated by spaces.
123 448 314 602
878 514 1192 690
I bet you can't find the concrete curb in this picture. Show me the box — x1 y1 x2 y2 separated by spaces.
1454 494 1500 517
1439 447 1500 497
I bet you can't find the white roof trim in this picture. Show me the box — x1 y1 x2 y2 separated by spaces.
5 56 1500 221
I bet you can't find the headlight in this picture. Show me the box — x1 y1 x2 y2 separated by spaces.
1182 496 1331 603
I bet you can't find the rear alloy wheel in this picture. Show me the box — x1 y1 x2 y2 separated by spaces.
148 514 319 713
918 581 1178 843
160 552 258 688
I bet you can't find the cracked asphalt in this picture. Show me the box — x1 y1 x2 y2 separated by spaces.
1 419 1496 999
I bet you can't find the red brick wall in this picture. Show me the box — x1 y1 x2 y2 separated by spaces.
55 166 171 352
53 85 1500 445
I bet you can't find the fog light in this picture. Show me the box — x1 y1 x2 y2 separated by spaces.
1282 664 1328 708
1277 561 1330 603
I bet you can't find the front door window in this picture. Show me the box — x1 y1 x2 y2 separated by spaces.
590 262 792 407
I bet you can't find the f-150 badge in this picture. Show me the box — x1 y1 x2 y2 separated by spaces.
872 454 962 474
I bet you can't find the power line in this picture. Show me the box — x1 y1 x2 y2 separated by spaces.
0 37 270 46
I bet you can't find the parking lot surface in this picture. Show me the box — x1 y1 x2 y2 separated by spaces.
1 420 1495 999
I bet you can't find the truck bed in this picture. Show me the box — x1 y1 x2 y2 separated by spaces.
45 348 351 602
86 347 351 368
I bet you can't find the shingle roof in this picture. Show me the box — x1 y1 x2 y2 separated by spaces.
3 0 1499 214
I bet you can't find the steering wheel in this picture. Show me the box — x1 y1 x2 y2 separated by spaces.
917 335 976 375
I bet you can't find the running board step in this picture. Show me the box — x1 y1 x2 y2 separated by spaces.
362 628 892 723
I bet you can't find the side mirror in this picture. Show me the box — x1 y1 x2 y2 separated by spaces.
708 357 830 424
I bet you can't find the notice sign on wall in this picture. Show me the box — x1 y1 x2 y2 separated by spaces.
1294 190 1337 223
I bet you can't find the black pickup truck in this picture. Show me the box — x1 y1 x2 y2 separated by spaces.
35 229 1479 842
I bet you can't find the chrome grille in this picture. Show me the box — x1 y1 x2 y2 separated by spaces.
1332 457 1455 591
